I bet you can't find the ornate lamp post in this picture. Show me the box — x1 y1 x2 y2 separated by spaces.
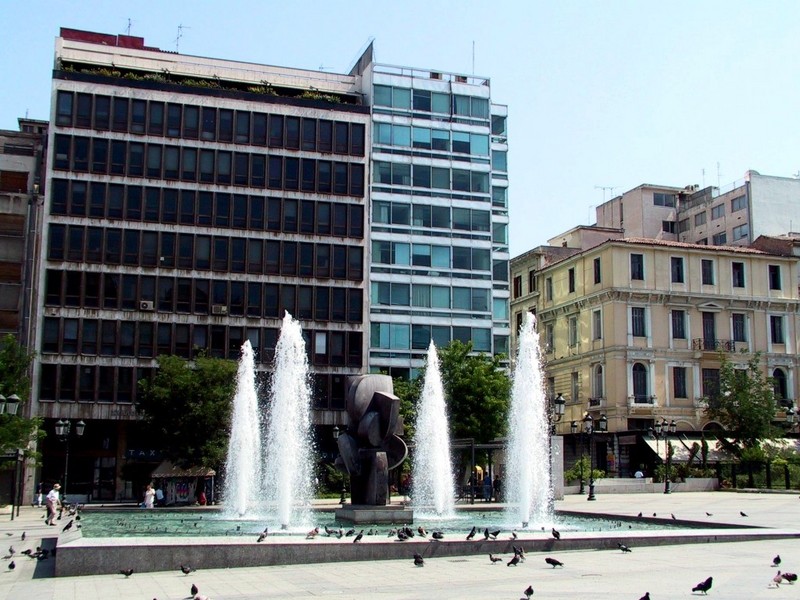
584 413 607 501
653 418 678 494
332 426 346 504
55 419 85 500
0 394 21 416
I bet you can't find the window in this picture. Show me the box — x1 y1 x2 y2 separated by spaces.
673 367 687 398
592 310 602 340
732 313 747 342
568 268 575 293
632 363 649 402
570 372 579 402
731 195 746 212
630 254 644 280
732 224 749 240
671 310 686 339
670 257 684 283
593 365 603 398
773 368 788 401
528 270 536 294
545 277 553 301
545 323 554 353
568 316 578 347
701 259 714 285
711 204 725 220
712 232 727 245
653 192 676 207
662 221 676 234
702 368 720 399
678 218 690 233
770 315 785 344
513 275 522 299
769 265 782 290
732 262 745 287
631 306 646 337
593 257 601 284
694 212 706 226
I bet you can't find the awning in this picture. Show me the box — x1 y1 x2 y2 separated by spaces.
643 438 734 463
150 461 216 479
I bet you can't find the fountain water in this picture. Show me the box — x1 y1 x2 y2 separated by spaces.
505 312 553 527
411 342 456 517
262 312 315 527
222 340 262 517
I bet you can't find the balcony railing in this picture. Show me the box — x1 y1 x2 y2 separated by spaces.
692 338 735 352
588 397 604 407
628 394 657 407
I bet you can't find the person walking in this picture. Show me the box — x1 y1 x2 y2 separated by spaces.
45 484 61 525
143 483 156 508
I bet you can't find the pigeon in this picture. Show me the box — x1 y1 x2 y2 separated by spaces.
397 530 408 541
353 530 363 543
781 572 797 584
431 531 444 540
691 576 712 594
119 568 134 577
513 545 526 562
510 530 518 540
256 532 267 542
180 564 195 575
306 527 319 539
345 528 355 537
413 552 424 567
62 520 74 532
7 546 14 556
740 511 748 517
671 514 676 520
507 554 520 566
652 513 657 517
618 543 632 553
705 512 713 517
417 526 427 537
191 583 199 596
466 526 477 541
20 533 25 541
524 585 534 598
637 512 642 518
772 555 781 567
638 593 650 600
8 561 14 571
324 525 336 536
551 527 561 540
489 529 501 540
489 553 503 564
545 557 564 568
771 571 783 588
483 528 490 540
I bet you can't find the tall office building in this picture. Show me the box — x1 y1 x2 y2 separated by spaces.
30 29 509 501
351 47 510 378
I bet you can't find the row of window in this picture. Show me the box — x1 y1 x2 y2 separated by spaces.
39 363 355 409
52 135 365 196
373 161 490 194
55 91 366 154
45 270 363 322
371 281 499 312
48 227 364 279
41 318 363 368
371 240 491 272
632 253 783 289
373 122 489 156
51 180 363 237
373 85 490 121
370 322 492 352
373 200 490 233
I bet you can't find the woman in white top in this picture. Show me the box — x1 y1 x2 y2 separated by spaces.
45 483 61 525
144 484 156 508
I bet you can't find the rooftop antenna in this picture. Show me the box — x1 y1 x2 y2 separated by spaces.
126 18 133 36
594 185 617 202
701 168 706 188
472 41 475 75
318 65 335 71
175 24 190 52
717 162 722 187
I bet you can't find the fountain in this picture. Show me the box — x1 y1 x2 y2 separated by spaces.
262 312 315 527
222 340 262 517
411 342 456 517
505 311 553 527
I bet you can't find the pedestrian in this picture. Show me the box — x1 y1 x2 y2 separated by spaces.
45 484 61 525
155 486 164 507
143 483 155 508
35 482 43 508
493 475 502 502
483 473 492 502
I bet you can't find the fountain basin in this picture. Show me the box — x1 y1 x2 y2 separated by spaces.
335 503 414 524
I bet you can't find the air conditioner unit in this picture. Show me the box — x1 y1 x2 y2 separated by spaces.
211 304 228 316
139 300 154 311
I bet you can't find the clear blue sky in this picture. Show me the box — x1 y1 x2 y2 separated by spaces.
2 0 799 256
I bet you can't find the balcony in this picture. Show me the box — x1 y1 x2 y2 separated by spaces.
588 397 604 408
628 395 657 408
692 338 735 352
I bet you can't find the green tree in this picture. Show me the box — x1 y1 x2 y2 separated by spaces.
437 341 510 444
393 375 422 441
138 353 237 469
0 334 43 457
704 352 777 456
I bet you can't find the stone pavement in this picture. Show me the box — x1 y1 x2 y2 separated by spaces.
0 491 799 600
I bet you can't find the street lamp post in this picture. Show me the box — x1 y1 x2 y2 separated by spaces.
332 426 346 504
55 419 86 500
584 413 607 501
652 418 677 494
0 395 22 521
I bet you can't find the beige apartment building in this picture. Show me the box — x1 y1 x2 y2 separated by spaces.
511 237 799 476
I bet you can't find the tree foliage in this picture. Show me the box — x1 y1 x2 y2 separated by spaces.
704 352 777 455
0 334 44 458
138 353 237 469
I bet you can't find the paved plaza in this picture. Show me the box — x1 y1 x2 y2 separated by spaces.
0 491 799 599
